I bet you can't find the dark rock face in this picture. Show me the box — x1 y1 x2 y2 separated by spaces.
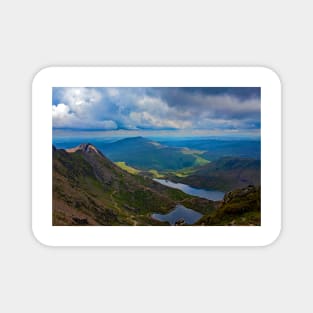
72 217 89 225
78 143 91 152
223 185 256 203
77 143 103 155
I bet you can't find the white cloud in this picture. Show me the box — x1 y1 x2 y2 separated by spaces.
53 88 119 129
52 103 76 127
129 111 191 129
99 120 118 129
106 88 119 97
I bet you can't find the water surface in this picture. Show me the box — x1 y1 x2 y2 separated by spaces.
152 204 203 225
154 179 225 201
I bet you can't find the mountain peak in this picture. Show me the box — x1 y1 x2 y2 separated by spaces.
66 143 102 155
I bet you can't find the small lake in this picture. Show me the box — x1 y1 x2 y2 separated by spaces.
154 179 225 201
152 204 203 225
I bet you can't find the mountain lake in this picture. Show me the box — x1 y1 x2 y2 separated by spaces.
153 179 225 201
152 204 203 225
152 179 225 225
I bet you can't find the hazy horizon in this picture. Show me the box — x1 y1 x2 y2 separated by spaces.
53 128 260 141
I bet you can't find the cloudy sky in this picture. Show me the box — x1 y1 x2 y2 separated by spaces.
52 87 260 136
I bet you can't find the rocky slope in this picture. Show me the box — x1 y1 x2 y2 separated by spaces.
53 144 215 226
196 185 261 226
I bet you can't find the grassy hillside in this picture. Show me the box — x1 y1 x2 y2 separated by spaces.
100 136 209 171
196 185 261 226
53 144 215 226
160 139 261 160
169 157 260 192
115 161 140 174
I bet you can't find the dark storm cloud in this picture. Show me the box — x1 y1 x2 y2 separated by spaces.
158 87 260 100
156 87 260 120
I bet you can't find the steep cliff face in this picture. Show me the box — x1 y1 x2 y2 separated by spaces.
196 185 261 226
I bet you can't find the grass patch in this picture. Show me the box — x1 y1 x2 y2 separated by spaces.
170 167 197 178
148 169 165 178
181 148 210 167
193 155 210 166
115 162 140 175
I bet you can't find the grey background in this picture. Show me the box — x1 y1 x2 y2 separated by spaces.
0 1 310 312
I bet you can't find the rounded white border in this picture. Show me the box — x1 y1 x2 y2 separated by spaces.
32 66 281 246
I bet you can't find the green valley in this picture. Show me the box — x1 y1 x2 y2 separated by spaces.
53 139 261 226
53 144 216 226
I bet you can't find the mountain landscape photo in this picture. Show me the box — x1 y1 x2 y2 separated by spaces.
52 87 261 226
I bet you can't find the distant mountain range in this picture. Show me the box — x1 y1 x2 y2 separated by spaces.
100 136 209 171
160 138 261 160
53 144 215 226
98 136 260 192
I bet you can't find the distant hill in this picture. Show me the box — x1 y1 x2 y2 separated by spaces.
100 136 209 171
53 144 215 226
196 185 261 226
160 139 261 160
170 157 260 192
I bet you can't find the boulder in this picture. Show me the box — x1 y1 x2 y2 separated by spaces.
175 218 185 226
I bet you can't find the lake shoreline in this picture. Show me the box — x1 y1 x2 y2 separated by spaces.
151 204 203 225
153 178 225 201
151 179 225 225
